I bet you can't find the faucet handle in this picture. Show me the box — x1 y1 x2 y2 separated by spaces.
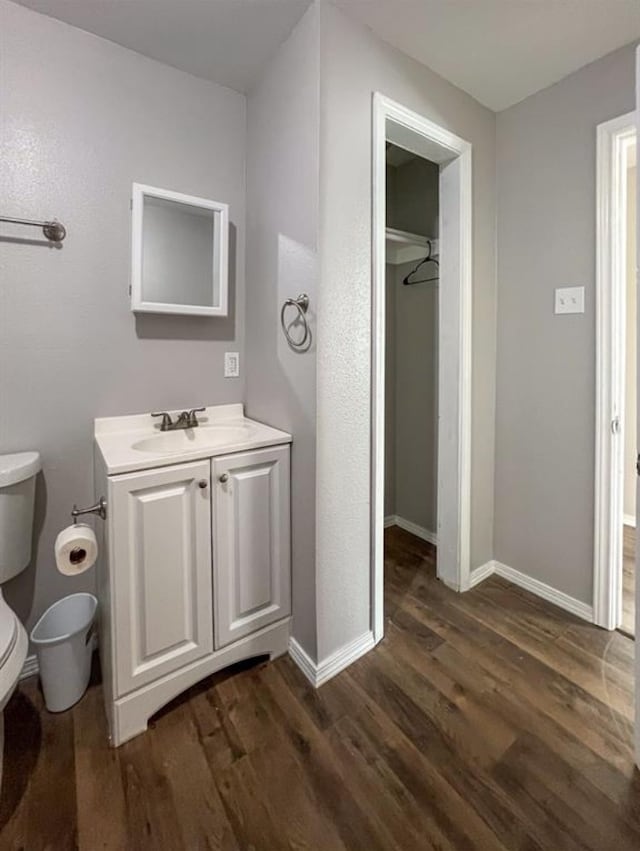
187 407 206 427
151 411 173 431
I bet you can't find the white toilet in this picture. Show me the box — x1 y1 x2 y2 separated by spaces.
0 451 41 776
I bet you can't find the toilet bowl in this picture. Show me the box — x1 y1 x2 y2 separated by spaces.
0 594 28 712
0 593 28 781
0 451 41 782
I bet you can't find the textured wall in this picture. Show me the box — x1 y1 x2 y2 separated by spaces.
494 43 636 603
245 5 320 658
0 0 246 630
316 2 497 660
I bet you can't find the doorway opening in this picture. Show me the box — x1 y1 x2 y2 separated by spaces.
371 95 472 643
383 144 440 572
594 111 637 637
622 136 637 638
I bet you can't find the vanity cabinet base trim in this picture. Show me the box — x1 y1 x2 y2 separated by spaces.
107 617 290 747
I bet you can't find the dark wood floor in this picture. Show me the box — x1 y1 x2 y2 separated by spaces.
622 524 636 637
2 525 639 850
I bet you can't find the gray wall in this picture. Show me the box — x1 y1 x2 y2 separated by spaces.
384 161 398 520
0 0 246 630
392 260 439 533
316 2 497 660
244 5 319 659
388 156 439 237
384 265 397 517
385 155 439 533
494 43 637 603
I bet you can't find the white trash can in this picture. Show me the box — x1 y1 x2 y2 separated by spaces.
30 593 98 712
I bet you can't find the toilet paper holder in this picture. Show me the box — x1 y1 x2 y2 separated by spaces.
71 497 107 524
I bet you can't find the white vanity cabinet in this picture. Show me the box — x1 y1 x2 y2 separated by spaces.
213 446 291 648
109 460 213 695
94 406 292 747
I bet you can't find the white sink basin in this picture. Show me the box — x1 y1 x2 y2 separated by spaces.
95 405 292 474
132 424 254 454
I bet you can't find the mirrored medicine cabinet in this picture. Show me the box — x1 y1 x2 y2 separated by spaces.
131 183 229 317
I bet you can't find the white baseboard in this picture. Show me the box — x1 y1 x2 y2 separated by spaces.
20 654 39 681
494 561 594 621
288 638 317 685
623 513 636 529
469 559 593 623
384 514 437 546
289 630 375 688
468 561 495 589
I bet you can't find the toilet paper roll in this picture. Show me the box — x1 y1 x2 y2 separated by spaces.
55 524 98 576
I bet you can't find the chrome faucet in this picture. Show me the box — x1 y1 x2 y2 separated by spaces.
151 408 206 431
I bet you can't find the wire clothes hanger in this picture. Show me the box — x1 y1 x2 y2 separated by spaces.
402 239 439 285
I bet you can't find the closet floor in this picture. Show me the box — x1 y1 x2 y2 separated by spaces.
1 524 638 851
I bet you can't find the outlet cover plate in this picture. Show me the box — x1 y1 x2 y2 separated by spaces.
224 352 240 378
554 286 585 315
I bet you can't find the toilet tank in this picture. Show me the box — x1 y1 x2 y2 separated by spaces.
0 452 41 583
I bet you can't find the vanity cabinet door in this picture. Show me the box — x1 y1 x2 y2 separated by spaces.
110 460 213 695
213 445 291 648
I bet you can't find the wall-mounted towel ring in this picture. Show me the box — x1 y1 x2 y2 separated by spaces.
280 293 312 352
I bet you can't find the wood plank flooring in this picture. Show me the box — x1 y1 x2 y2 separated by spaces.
622 524 636 637
1 525 638 850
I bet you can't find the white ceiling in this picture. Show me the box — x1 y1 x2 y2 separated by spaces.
333 0 640 111
12 0 640 108
12 0 313 94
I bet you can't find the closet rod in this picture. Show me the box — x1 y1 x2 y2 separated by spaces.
0 215 66 242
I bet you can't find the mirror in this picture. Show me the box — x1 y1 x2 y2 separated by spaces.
131 183 229 316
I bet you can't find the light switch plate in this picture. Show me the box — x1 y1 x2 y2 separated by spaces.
224 352 240 378
554 286 585 315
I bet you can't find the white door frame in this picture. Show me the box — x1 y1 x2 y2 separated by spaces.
635 43 639 770
371 93 473 643
594 111 636 630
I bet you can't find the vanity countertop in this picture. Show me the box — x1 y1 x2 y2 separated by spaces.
95 404 292 475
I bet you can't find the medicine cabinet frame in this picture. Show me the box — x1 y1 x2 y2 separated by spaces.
131 183 229 317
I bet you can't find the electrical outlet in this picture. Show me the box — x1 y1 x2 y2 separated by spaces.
224 352 240 378
554 286 585 315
